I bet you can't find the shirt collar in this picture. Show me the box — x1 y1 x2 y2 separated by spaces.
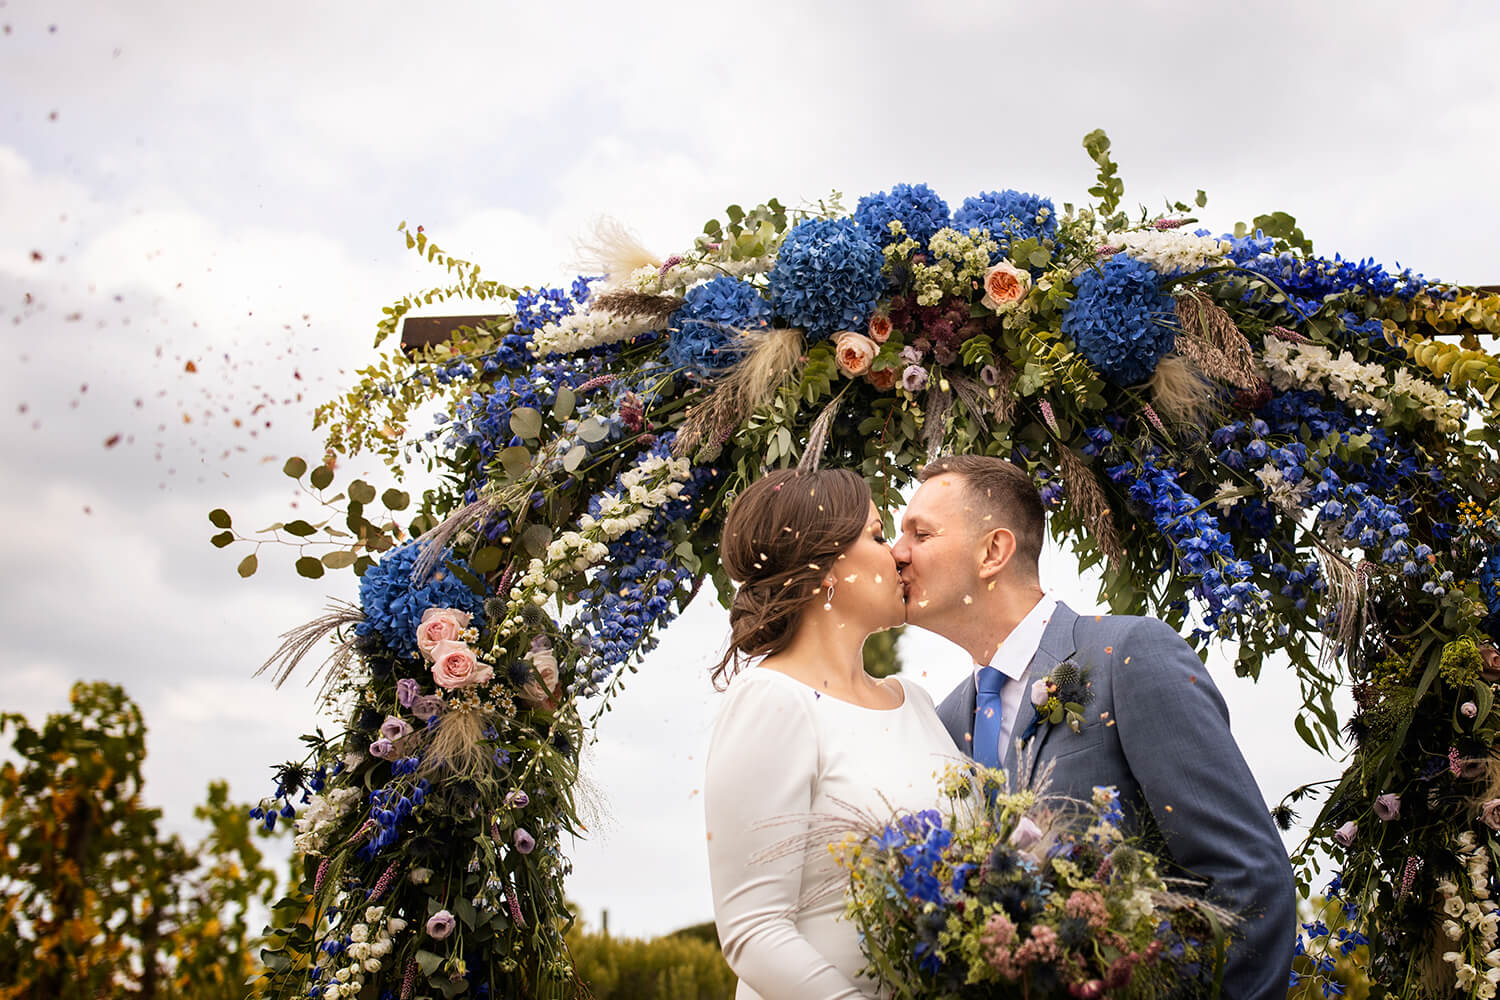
977 592 1059 681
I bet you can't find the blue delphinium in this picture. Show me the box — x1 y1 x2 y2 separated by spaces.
1223 234 1428 321
854 182 951 247
1062 254 1178 385
573 433 717 690
1479 545 1500 614
355 541 485 657
666 276 768 377
953 189 1057 260
768 218 885 340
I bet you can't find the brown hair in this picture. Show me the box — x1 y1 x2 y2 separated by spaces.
919 455 1044 579
711 468 872 688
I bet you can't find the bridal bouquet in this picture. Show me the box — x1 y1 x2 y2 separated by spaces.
831 765 1232 999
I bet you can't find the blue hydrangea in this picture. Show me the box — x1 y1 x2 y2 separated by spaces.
853 182 950 247
1062 254 1177 385
355 541 486 657
953 189 1058 260
768 218 885 341
666 276 768 376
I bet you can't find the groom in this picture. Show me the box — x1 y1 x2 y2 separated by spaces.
892 455 1294 999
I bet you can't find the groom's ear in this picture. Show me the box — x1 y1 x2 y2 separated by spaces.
976 526 1017 581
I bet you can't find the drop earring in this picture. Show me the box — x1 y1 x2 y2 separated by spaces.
823 578 836 611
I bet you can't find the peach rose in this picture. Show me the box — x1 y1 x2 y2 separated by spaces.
833 331 878 377
1480 644 1500 683
429 639 493 689
866 366 898 391
416 607 472 660
1482 798 1500 832
520 643 561 710
981 260 1031 312
867 313 893 344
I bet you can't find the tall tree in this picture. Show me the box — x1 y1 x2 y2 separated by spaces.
0 682 283 999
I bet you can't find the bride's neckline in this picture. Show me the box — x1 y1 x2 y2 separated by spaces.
749 667 908 712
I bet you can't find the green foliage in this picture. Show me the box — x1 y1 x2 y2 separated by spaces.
566 925 735 1000
0 684 285 1000
1082 128 1125 216
861 626 904 680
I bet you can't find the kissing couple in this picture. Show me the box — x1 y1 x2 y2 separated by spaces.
703 456 1296 999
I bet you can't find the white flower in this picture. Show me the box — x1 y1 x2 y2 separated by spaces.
347 942 369 961
409 867 432 885
530 309 661 357
1446 920 1465 940
1446 895 1467 917
388 917 408 934
1106 229 1229 274
363 958 382 974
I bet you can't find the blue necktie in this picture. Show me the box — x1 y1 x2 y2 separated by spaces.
971 667 1007 769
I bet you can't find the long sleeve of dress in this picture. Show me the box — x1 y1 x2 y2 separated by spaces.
704 675 867 999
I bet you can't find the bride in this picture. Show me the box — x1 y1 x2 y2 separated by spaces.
704 468 959 999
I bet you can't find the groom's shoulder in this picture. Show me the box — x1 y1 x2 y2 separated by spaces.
1067 608 1188 648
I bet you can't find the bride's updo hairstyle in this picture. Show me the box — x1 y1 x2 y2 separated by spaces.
711 467 872 689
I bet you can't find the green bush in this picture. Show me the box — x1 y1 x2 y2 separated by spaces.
567 925 735 1000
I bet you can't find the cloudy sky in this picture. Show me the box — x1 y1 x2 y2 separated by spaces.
4 0 1499 939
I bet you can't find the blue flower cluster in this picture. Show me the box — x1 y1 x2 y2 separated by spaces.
1479 545 1500 614
953 189 1057 260
666 276 768 377
358 777 428 859
1289 874 1366 994
513 276 595 333
355 541 486 658
1062 254 1178 385
1223 234 1428 321
574 434 717 690
1107 455 1269 637
768 218 885 340
854 182 951 247
873 809 952 907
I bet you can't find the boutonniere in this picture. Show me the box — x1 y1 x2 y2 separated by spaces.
1018 659 1094 743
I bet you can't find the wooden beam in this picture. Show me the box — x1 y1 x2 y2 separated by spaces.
398 314 506 354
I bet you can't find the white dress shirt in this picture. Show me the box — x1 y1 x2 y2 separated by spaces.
972 592 1059 767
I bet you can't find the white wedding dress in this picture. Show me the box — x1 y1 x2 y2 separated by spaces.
704 668 960 999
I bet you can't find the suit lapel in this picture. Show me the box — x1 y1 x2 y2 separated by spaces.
1006 602 1079 788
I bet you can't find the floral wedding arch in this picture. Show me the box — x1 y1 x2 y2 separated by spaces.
221 131 1500 998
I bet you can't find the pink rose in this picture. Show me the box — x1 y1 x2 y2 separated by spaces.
1373 793 1400 822
1463 701 1479 719
416 607 472 660
430 639 493 690
1008 815 1042 851
380 716 412 741
1483 799 1500 831
866 366 897 391
833 331 878 377
867 313 893 344
1333 820 1358 847
981 260 1031 312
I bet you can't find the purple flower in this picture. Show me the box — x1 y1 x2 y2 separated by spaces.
505 790 530 809
380 716 413 741
1008 815 1042 850
1373 793 1400 822
1463 701 1479 719
901 365 929 392
396 678 420 708
368 738 396 759
899 344 925 365
410 694 444 721
514 828 536 854
425 909 456 940
1334 820 1358 847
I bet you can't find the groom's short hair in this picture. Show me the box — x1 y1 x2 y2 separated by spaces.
919 455 1044 577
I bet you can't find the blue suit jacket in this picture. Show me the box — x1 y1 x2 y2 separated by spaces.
936 602 1295 1000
